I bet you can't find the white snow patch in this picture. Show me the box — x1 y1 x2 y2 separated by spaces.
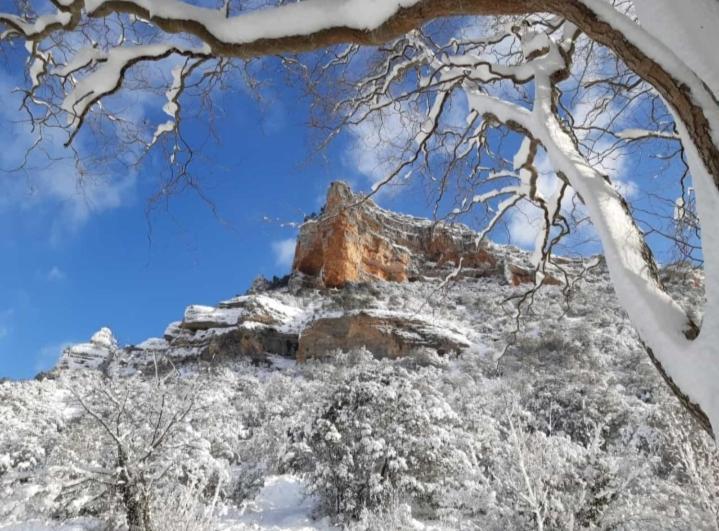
221 475 334 530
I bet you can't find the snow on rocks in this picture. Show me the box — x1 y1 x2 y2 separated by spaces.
55 327 118 372
181 295 303 332
181 305 245 330
51 183 593 376
218 294 304 326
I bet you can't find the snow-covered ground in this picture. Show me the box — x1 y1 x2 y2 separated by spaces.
218 475 334 530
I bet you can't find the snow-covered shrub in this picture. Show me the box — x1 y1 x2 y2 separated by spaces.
523 376 630 447
661 412 719 526
402 347 451 369
226 370 321 502
151 475 222 531
2 269 717 529
0 380 66 478
292 354 474 520
487 412 632 529
353 499 415 530
0 380 72 524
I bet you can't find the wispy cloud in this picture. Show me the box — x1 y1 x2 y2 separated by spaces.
343 104 421 198
0 70 140 243
47 266 66 282
507 200 544 249
271 238 296 268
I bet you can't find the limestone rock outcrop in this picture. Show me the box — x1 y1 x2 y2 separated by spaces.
180 294 302 331
129 293 304 367
297 311 471 362
56 327 118 372
293 181 550 288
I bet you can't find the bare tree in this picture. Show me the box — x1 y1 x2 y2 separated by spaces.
2 0 719 437
60 373 197 531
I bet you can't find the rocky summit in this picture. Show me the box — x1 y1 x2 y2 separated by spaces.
54 182 570 373
293 181 559 287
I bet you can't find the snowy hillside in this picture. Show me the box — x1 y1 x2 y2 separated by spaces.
1 185 716 530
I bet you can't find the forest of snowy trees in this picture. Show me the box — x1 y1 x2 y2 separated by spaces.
1 268 718 529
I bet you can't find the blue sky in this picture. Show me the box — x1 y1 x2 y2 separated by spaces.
0 33 693 379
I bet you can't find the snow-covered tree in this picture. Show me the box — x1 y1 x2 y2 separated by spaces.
2 0 719 437
290 350 480 519
53 372 222 531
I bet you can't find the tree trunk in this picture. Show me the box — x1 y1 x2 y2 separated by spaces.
117 445 153 531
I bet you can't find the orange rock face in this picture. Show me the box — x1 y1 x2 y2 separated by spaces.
293 183 410 287
508 264 562 287
293 182 500 287
292 181 561 288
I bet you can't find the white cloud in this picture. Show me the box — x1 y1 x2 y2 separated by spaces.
344 103 421 198
271 238 296 268
507 200 544 249
0 71 140 242
47 266 66 282
0 155 137 244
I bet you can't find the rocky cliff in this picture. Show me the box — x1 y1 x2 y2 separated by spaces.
21 185 710 531
292 181 552 288
56 327 118 372
52 182 576 374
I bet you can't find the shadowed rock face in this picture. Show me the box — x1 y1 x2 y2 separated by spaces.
203 328 299 364
292 181 548 288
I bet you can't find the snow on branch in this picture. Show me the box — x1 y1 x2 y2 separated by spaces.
615 128 680 142
150 57 207 148
61 43 211 145
89 0 422 45
0 10 72 40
